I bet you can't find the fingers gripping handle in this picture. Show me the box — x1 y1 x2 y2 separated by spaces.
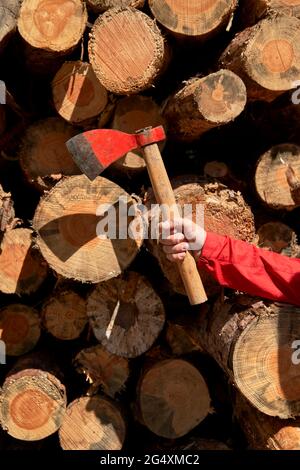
142 142 208 305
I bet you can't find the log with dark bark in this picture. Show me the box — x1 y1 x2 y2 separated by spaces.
235 392 300 450
165 312 203 356
0 304 41 356
0 228 48 295
197 294 300 418
19 117 81 192
58 395 126 450
162 70 247 142
88 8 168 94
41 289 87 340
239 0 300 28
255 143 300 210
87 272 165 358
74 345 129 397
0 353 67 441
86 0 144 13
136 358 211 439
110 95 166 175
17 0 87 72
149 0 238 40
220 16 300 102
52 61 109 126
145 176 255 297
33 175 143 283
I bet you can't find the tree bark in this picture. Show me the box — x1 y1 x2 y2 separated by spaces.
145 176 255 297
87 271 165 358
19 117 81 192
0 304 40 356
136 358 211 439
58 395 126 450
110 95 166 175
0 228 48 295
239 0 300 28
0 353 67 441
162 70 246 142
197 294 300 419
33 175 143 283
52 61 109 126
149 0 238 40
86 0 145 13
74 344 130 397
41 289 87 340
255 143 300 210
88 7 168 94
220 16 300 102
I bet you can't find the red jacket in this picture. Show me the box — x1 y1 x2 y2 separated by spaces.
197 232 300 306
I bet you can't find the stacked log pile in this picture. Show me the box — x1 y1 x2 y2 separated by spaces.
1 0 300 452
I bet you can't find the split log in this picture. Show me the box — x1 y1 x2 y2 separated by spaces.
0 354 67 441
52 61 109 126
239 0 300 28
110 95 166 175
0 304 40 356
235 393 300 450
162 71 247 142
255 143 300 210
145 177 255 297
41 289 87 340
87 271 165 358
197 295 300 418
0 228 48 295
17 0 87 70
257 221 300 257
33 175 143 283
88 8 168 94
136 358 211 438
19 117 81 192
86 0 145 13
59 395 126 450
0 0 21 53
220 16 300 102
149 0 237 40
74 344 129 397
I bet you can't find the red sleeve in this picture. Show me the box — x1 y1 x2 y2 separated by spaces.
197 232 300 306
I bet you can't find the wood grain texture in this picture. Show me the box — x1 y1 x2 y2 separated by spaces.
33 175 143 282
88 7 167 94
59 396 126 450
0 0 21 52
163 70 246 142
87 272 165 357
149 0 238 39
257 221 300 257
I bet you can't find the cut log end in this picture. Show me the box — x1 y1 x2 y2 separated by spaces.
18 0 87 54
19 117 81 191
149 0 237 38
74 345 129 397
233 304 300 419
138 359 211 439
0 228 48 295
0 366 66 441
59 396 126 450
52 61 108 125
33 175 143 283
255 144 300 210
0 304 40 356
257 221 300 257
0 0 20 52
42 290 87 340
87 272 165 358
111 95 165 174
88 8 166 94
163 70 246 142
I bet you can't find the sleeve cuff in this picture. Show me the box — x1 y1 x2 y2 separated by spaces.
200 232 228 260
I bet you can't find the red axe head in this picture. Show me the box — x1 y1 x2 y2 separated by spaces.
66 126 166 180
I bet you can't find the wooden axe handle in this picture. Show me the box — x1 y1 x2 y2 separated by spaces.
142 143 208 305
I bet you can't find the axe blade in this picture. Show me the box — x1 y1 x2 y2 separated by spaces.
66 129 139 180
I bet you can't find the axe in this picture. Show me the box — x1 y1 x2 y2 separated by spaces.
66 125 207 305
